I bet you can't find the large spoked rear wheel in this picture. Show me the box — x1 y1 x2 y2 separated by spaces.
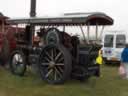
9 50 26 76
38 44 72 84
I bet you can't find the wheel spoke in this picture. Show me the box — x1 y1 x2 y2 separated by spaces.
53 48 56 58
51 49 54 60
45 69 53 78
45 51 53 60
55 67 63 78
57 57 64 63
56 63 64 66
57 66 64 74
44 57 51 62
55 52 62 61
41 63 49 66
54 68 57 81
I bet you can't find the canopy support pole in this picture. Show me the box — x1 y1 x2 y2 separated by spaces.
99 26 105 39
80 25 86 43
2 19 5 33
96 22 98 41
63 26 65 32
87 23 90 43
15 24 18 33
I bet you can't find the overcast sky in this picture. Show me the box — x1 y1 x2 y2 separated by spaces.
0 0 128 32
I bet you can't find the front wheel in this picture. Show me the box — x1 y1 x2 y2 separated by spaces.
9 50 27 76
38 44 72 84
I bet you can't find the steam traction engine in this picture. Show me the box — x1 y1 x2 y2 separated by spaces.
7 12 113 84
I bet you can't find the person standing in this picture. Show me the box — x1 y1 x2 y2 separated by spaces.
96 49 103 77
96 50 103 65
121 44 128 79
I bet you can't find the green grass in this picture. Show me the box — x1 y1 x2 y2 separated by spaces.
0 65 128 96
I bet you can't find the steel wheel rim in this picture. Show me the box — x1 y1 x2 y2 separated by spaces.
39 46 65 82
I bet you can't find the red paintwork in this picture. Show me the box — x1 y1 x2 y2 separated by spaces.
0 14 24 61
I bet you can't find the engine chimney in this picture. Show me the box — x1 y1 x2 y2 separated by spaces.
29 0 36 46
30 0 36 17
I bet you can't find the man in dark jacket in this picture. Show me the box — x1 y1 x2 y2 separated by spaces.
121 44 128 79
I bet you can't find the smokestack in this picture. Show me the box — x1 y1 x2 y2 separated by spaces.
29 0 36 46
30 0 36 17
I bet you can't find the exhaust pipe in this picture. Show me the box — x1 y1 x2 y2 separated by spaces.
29 0 36 46
30 0 36 17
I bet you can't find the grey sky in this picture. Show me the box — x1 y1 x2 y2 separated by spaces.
0 0 128 31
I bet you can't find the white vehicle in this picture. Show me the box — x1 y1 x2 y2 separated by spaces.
101 31 127 64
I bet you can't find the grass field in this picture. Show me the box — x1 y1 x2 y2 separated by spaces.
0 65 128 96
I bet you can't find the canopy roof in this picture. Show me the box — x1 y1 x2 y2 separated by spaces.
7 12 113 26
0 12 9 25
0 12 8 20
